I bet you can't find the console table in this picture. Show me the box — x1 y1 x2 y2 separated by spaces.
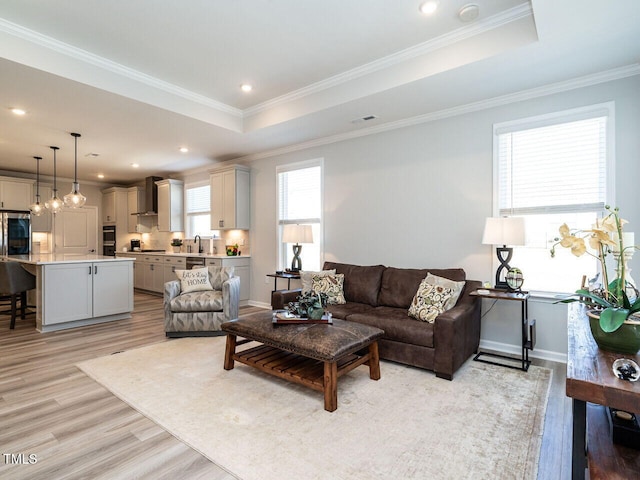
470 288 535 371
566 305 640 479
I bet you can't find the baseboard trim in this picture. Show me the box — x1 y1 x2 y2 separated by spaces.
247 300 271 310
479 339 567 364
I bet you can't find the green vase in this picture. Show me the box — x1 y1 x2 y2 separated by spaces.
587 311 640 355
307 306 324 320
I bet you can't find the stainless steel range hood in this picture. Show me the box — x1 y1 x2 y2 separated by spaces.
134 176 162 216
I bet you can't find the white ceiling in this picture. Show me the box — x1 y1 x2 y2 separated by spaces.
0 0 638 185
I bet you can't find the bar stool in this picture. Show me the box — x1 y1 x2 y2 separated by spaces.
0 262 36 329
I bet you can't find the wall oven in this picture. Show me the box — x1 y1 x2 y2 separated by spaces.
103 225 116 256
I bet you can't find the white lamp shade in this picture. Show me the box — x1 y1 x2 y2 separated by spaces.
282 224 313 244
482 217 525 246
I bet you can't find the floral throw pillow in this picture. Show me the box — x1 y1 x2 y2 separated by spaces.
408 280 454 323
311 273 346 305
175 267 214 294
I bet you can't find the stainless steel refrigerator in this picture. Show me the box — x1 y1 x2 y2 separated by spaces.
1 211 31 255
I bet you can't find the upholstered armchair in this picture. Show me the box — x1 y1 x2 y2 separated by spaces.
164 266 240 337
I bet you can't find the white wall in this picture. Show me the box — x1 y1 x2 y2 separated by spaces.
244 75 640 361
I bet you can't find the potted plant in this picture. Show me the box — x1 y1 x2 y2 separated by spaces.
171 238 183 253
550 206 640 353
286 291 328 319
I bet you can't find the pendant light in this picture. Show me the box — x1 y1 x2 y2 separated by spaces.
45 146 63 214
63 132 86 208
29 156 44 216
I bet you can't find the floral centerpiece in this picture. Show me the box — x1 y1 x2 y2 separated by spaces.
550 206 640 353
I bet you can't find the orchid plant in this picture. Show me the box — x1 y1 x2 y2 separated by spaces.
550 206 640 333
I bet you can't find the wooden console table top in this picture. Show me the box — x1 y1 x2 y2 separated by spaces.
566 305 640 479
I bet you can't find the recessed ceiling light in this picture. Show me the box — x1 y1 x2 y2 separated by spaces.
180 147 189 153
11 108 26 116
240 84 253 93
85 152 100 158
131 163 139 168
419 1 439 15
97 173 105 179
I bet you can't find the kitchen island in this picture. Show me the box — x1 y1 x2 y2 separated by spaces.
4 254 134 332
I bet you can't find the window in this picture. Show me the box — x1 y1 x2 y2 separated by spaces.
185 183 217 238
277 160 323 271
493 103 614 294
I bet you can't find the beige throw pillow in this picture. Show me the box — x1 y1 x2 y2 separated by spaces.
175 267 214 294
300 269 336 294
311 273 346 305
408 280 454 323
426 273 465 310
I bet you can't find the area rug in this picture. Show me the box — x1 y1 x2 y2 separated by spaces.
77 337 552 480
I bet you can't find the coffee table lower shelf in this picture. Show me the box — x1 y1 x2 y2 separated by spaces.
224 339 380 411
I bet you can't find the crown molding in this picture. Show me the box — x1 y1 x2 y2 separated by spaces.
243 3 534 117
0 18 242 118
232 64 640 163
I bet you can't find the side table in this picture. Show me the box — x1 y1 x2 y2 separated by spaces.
470 288 535 372
266 271 301 294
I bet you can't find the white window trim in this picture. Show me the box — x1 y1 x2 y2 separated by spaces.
276 158 324 271
491 102 616 296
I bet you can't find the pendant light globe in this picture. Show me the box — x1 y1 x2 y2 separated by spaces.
45 146 63 214
63 132 86 208
29 156 45 216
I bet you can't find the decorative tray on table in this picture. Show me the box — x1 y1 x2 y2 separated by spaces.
272 311 333 325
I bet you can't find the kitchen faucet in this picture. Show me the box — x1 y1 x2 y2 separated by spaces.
194 235 203 254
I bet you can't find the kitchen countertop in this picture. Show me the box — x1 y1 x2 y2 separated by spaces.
4 254 135 265
117 251 250 259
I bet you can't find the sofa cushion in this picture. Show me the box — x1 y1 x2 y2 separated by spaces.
323 262 386 306
170 290 224 312
408 280 453 323
300 269 336 294
311 273 346 304
378 267 466 308
348 307 434 348
325 302 377 319
175 267 213 293
425 273 465 310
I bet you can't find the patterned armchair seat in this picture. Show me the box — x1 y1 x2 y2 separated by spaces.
164 266 240 337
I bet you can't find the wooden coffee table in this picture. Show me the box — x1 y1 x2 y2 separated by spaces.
221 311 384 412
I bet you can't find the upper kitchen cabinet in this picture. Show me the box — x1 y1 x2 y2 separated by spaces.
102 187 128 225
127 186 151 233
0 177 33 210
210 165 250 230
156 179 183 232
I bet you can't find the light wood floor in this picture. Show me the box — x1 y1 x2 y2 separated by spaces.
1 292 571 479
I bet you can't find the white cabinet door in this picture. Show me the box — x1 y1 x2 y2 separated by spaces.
156 179 183 232
133 259 144 289
103 190 116 223
53 207 98 254
93 261 133 317
42 263 93 325
0 180 32 210
210 166 250 230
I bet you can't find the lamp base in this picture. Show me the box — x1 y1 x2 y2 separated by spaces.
291 244 302 272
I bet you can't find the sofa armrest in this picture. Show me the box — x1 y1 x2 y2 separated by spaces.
433 279 482 380
271 288 301 310
223 276 241 321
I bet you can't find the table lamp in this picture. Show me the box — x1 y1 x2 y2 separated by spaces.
482 217 525 289
282 224 313 272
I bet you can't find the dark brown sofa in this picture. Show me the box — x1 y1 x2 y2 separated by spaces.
272 261 482 380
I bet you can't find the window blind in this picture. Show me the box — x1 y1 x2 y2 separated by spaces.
185 185 209 214
497 116 607 216
278 166 321 224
